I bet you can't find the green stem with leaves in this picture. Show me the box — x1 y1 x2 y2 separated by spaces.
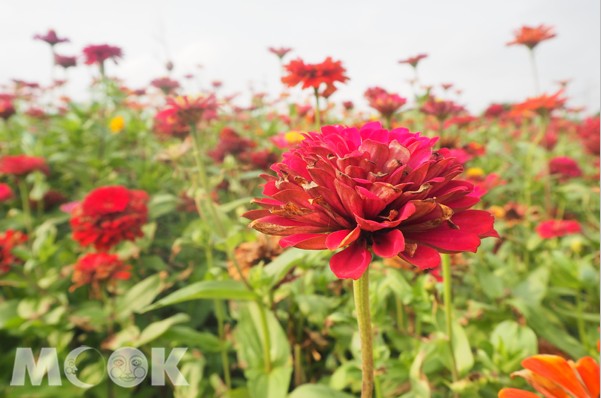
354 270 374 398
442 254 459 394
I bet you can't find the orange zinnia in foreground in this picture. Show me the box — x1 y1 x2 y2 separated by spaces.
499 354 600 398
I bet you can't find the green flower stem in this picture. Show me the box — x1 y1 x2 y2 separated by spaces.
576 290 589 351
258 300 273 373
313 87 321 129
529 49 540 95
17 179 32 235
353 270 374 398
293 343 304 386
442 254 459 391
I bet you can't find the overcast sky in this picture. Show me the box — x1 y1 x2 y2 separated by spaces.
1 0 599 113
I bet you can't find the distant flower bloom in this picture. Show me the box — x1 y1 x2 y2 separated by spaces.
499 355 599 398
421 98 465 121
342 101 354 111
150 77 180 94
0 184 13 202
507 24 556 49
154 95 218 138
579 117 600 155
484 103 509 118
536 219 581 239
398 53 428 68
209 127 256 162
511 91 566 117
54 54 77 69
70 252 131 293
245 122 498 279
211 80 223 89
282 57 349 93
549 156 582 179
29 190 67 211
109 115 125 134
0 98 15 120
0 230 27 273
70 186 149 250
34 29 69 46
441 83 454 91
444 115 477 129
268 47 293 59
25 107 48 119
0 155 49 176
364 87 407 120
82 44 123 66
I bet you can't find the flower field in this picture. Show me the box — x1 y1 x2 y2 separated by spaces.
0 21 599 398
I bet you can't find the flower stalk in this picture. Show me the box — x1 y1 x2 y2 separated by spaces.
442 253 459 392
354 270 374 398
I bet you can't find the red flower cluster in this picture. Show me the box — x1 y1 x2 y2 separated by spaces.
70 252 131 292
421 98 465 121
364 87 407 120
484 103 509 119
54 54 77 69
70 186 149 250
398 53 428 68
0 155 49 176
34 29 69 46
82 44 123 66
282 57 349 93
579 117 600 155
536 219 581 239
245 122 497 279
209 128 277 170
548 156 582 180
0 183 13 202
507 24 556 49
0 97 15 120
0 230 27 273
268 47 293 59
154 95 218 138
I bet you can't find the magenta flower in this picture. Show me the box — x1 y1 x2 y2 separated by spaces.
245 122 498 279
34 29 69 46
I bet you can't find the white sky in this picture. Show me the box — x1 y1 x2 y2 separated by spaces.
1 0 599 113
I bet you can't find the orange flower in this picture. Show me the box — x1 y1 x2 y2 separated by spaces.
499 355 600 398
281 57 348 92
507 25 556 49
511 91 566 117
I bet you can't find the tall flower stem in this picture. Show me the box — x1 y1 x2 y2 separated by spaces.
17 179 32 235
576 289 589 351
442 253 459 392
353 270 374 398
528 49 541 95
313 88 321 129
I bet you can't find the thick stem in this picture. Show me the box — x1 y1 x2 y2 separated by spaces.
442 254 459 391
313 87 321 129
529 49 540 95
293 343 304 386
258 302 273 373
353 271 374 398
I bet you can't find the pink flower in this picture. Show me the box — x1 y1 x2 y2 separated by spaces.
549 156 582 180
245 122 498 280
34 29 69 46
536 220 581 239
268 47 293 59
0 183 13 202
82 44 123 66
398 53 428 68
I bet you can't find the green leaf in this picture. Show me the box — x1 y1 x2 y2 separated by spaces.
135 313 190 347
117 274 163 317
248 366 292 398
142 280 256 312
491 320 538 373
289 384 355 398
148 193 178 219
263 248 305 289
451 322 474 376
512 267 549 305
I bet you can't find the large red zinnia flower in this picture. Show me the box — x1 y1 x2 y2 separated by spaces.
0 155 49 176
507 25 556 49
0 230 28 273
82 44 123 66
282 57 349 92
70 186 149 250
244 122 498 279
70 252 131 292
498 355 599 398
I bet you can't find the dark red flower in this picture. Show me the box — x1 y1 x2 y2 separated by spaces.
70 252 131 292
268 47 293 59
0 184 13 202
245 122 498 280
70 186 149 250
484 103 509 118
579 117 600 155
150 77 180 95
536 220 581 239
0 97 15 120
548 156 583 180
0 155 49 176
209 127 256 162
34 29 69 46
398 53 428 68
343 101 354 111
364 87 407 120
507 25 556 49
54 54 77 69
82 44 123 66
421 98 465 121
0 230 27 273
282 57 349 92
154 95 218 138
30 190 68 211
